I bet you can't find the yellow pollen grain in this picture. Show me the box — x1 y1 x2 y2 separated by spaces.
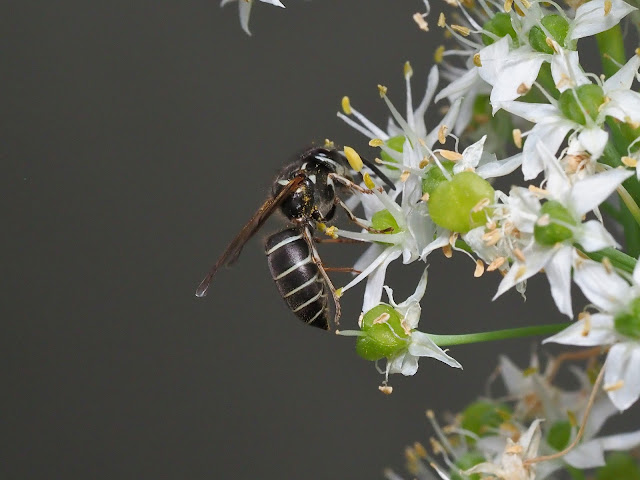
421 192 430 202
451 24 471 36
622 156 637 167
488 257 506 271
343 146 363 172
341 96 352 115
604 380 625 392
363 172 376 189
404 61 414 78
378 385 393 395
372 312 391 324
473 53 482 67
369 138 384 147
438 125 448 144
377 84 388 97
604 0 612 14
439 149 463 161
434 45 445 63
442 244 453 258
513 248 525 262
400 170 411 182
504 0 513 12
335 288 343 298
474 259 485 277
413 12 429 31
317 222 327 232
325 226 338 238
438 13 446 27
512 129 523 148
517 83 531 94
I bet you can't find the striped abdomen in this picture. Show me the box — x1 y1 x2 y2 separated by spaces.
265 228 329 330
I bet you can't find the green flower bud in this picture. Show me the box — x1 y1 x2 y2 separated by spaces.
596 452 640 480
428 171 495 233
614 297 640 340
546 420 572 451
380 135 405 170
422 161 456 196
482 12 518 46
533 200 576 246
461 401 510 438
450 452 485 480
529 14 570 54
355 304 409 361
558 84 605 126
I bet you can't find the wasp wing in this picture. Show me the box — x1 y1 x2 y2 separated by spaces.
195 174 305 297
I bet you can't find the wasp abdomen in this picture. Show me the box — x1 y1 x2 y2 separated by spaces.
265 229 329 330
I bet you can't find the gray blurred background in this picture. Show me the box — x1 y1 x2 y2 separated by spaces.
2 1 603 479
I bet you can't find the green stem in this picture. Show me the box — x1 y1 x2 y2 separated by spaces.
427 323 570 347
618 184 640 227
596 25 626 78
577 246 637 274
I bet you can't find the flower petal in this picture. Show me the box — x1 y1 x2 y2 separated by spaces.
550 49 590 93
543 313 617 346
570 167 633 216
577 220 619 251
407 331 463 369
544 246 574 317
569 0 637 40
604 342 640 411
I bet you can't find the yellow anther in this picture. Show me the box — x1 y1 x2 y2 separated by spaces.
438 125 448 144
451 24 471 36
514 2 525 15
413 12 429 31
439 149 463 161
567 410 577 427
474 259 485 277
335 287 343 298
487 257 506 271
400 170 411 182
343 146 364 172
341 96 352 115
514 265 528 281
581 312 592 336
623 156 638 167
517 83 531 94
513 248 526 262
363 172 376 189
316 222 327 232
369 138 384 147
504 0 513 12
421 192 430 202
434 45 445 63
404 61 413 78
520 0 532 8
442 244 453 258
378 385 393 395
604 0 612 15
372 312 391 324
528 185 549 196
419 158 430 169
545 37 558 52
513 128 523 148
636 47 640 56
323 138 335 149
604 380 624 392
377 84 388 97
413 442 428 459
602 256 613 273
473 53 482 67
438 12 446 27
523 366 538 376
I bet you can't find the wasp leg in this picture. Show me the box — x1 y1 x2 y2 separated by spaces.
328 173 379 195
301 226 342 327
323 266 362 274
335 198 393 234
313 237 364 244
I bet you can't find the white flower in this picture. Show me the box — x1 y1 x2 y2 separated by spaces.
464 420 543 480
568 0 638 40
544 257 640 411
493 144 631 316
221 0 285 35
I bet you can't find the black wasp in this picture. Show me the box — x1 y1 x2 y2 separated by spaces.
196 145 394 331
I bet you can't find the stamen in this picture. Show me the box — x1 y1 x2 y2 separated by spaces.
439 149 463 161
434 45 445 63
377 84 388 97
602 257 613 273
442 244 453 258
421 192 430 202
344 146 364 172
419 157 431 168
379 385 393 394
528 185 549 196
517 83 531 95
369 138 384 147
536 213 551 227
472 197 491 212
437 13 446 27
438 125 448 144
504 0 513 12
474 259 485 277
413 442 428 459
451 24 471 36
604 380 624 392
604 0 612 15
413 12 429 31
373 312 391 324
513 248 526 262
404 61 413 79
473 53 482 67
400 170 411 182
581 312 591 336
567 410 577 427
488 257 506 271
323 138 335 149
341 96 352 115
513 129 523 148
325 226 338 238
363 173 376 189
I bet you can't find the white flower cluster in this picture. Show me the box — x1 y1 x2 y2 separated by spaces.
329 0 640 410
